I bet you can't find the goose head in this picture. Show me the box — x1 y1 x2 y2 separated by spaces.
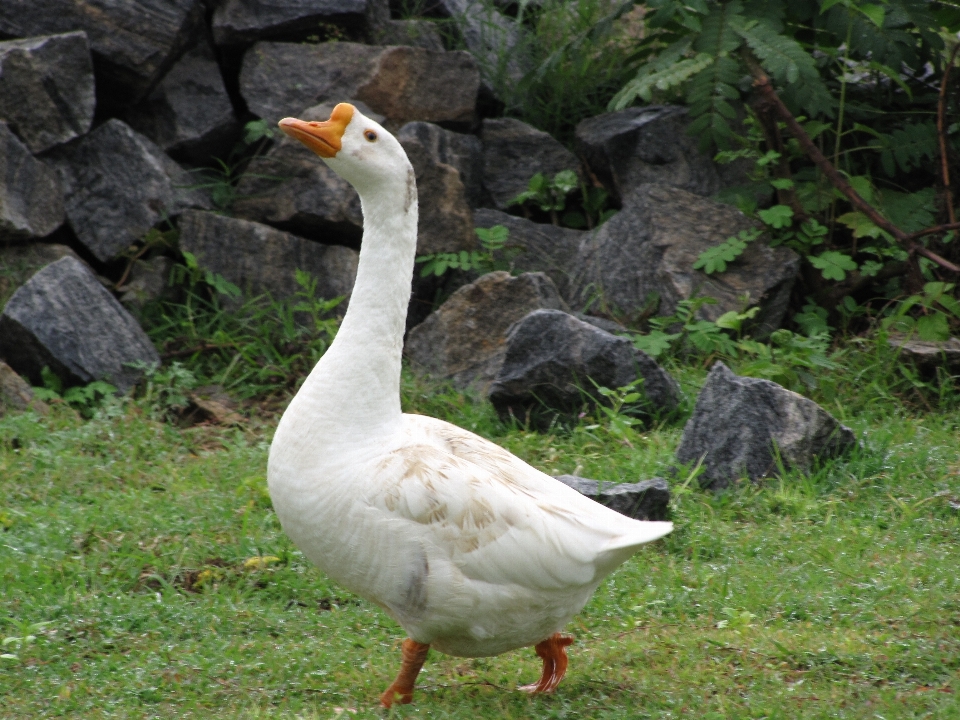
278 103 412 196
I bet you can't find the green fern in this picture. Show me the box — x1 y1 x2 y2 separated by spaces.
693 228 761 274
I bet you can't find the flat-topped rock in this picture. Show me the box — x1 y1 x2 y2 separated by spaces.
554 475 670 521
489 309 678 429
0 256 160 393
240 41 480 126
404 271 567 390
574 184 799 335
48 119 210 262
0 123 64 243
0 32 95 153
676 362 856 490
887 333 960 370
178 210 358 308
0 243 77 308
213 0 368 46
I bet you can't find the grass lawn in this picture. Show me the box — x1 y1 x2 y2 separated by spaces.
1 366 959 719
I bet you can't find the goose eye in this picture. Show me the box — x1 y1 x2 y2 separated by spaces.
364 130 378 142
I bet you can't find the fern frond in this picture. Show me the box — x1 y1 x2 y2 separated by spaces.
732 18 818 86
686 55 740 149
610 52 713 110
693 0 744 56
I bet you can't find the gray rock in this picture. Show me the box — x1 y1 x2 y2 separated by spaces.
554 475 670 521
398 124 476 255
0 256 160 393
0 32 95 153
124 38 239 165
212 0 368 46
575 105 745 204
0 243 77 308
474 208 584 302
233 102 366 244
370 20 445 52
488 309 678 429
398 122 484 208
432 0 527 83
676 362 856 490
574 184 799 336
404 271 567 390
240 41 479 127
118 256 175 311
48 119 211 263
0 360 49 416
887 333 960 371
0 0 204 110
481 118 580 209
0 123 65 243
178 210 358 308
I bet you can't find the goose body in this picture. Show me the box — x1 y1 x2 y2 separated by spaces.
267 103 672 703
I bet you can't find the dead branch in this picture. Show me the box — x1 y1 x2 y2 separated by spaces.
938 43 960 225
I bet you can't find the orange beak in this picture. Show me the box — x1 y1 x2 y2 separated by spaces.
278 103 355 158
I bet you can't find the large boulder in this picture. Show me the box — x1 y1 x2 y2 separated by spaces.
575 105 747 204
488 309 678 429
404 271 567 390
0 123 64 243
239 41 480 127
0 243 77 308
370 20 445 52
0 256 160 393
233 102 367 244
398 123 477 255
178 210 358 307
212 0 368 46
676 362 856 490
398 121 484 208
432 0 527 83
481 118 580 209
554 475 670 521
474 208 584 302
574 184 799 335
48 119 211 263
0 32 95 153
0 0 204 112
124 38 239 165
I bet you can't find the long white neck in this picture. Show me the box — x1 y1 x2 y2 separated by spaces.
284 167 418 443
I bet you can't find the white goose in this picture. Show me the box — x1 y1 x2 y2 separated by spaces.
268 103 672 708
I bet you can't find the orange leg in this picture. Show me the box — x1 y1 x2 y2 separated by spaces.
380 638 430 708
519 633 574 693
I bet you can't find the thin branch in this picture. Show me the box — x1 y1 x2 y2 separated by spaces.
747 63 960 274
938 43 960 225
904 221 960 242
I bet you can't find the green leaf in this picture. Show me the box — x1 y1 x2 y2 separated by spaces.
632 330 679 357
770 178 794 190
859 4 885 28
810 251 858 281
757 205 794 229
836 212 885 239
693 228 760 274
917 312 950 341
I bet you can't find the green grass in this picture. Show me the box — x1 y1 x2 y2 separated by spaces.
2 361 959 718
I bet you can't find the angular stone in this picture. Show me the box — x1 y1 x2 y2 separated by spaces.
488 309 678 429
118 256 175 311
0 0 204 111
0 256 160 392
676 362 856 491
398 121 484 208
432 0 527 83
178 210 358 307
887 333 960 371
398 124 476 255
124 38 239 165
0 243 77 308
474 208 584 302
240 41 479 126
0 124 64 243
574 184 799 335
404 271 567 390
575 105 745 204
233 102 367 244
212 0 368 46
370 20 445 52
0 32 95 153
0 360 49 416
481 118 580 209
48 119 211 263
554 475 669 521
